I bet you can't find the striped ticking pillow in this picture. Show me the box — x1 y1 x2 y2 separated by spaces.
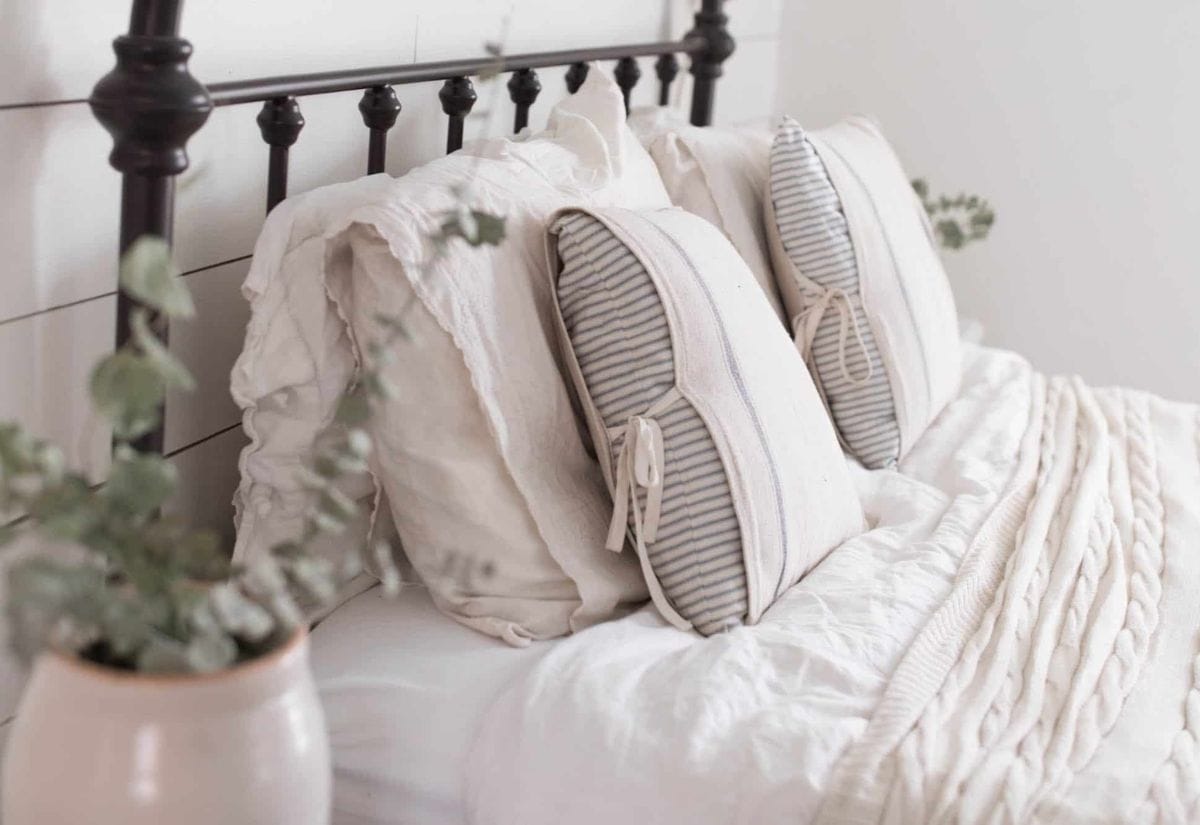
555 211 748 635
767 118 901 468
547 206 864 636
766 116 961 468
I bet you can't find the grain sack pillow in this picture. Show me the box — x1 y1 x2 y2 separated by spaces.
547 206 863 635
765 115 961 469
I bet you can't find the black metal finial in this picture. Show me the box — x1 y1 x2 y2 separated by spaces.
686 0 734 126
507 68 541 133
257 97 305 212
614 57 641 114
565 62 589 94
439 76 477 153
359 85 402 175
655 53 680 106
90 36 212 179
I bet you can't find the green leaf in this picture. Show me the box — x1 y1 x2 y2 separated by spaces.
119 237 194 319
346 429 372 459
0 422 38 474
29 475 102 541
911 178 929 198
372 539 402 597
174 529 230 580
284 557 337 606
318 485 358 522
104 448 177 517
136 635 192 673
130 310 196 391
441 209 507 248
184 630 238 673
209 582 275 642
90 351 165 441
335 388 371 427
936 219 965 250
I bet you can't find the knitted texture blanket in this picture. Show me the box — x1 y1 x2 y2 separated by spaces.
819 376 1200 824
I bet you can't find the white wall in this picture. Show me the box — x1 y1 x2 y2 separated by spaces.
0 0 785 544
777 0 1200 403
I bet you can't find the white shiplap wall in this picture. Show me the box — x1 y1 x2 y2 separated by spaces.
0 0 784 546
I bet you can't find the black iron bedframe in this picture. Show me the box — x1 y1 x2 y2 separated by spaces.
87 0 735 456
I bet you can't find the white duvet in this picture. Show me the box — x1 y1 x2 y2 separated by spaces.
467 345 1200 825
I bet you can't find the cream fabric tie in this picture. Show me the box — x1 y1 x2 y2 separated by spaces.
792 284 874 387
604 390 692 631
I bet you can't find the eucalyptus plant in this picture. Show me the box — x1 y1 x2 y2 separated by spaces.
912 178 996 251
1 206 505 674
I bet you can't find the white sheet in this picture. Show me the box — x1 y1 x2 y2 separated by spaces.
309 584 556 825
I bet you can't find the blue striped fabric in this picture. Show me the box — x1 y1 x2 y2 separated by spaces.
768 117 902 469
554 212 748 635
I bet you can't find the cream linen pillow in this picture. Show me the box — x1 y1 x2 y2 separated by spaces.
629 108 786 324
765 115 961 469
547 206 863 635
232 70 665 645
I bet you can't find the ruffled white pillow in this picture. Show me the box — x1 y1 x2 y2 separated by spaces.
232 70 667 645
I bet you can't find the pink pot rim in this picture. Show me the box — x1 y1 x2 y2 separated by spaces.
44 626 308 686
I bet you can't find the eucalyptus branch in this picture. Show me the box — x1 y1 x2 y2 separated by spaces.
912 178 996 251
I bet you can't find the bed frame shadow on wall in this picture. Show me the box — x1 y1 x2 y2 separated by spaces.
87 0 735 458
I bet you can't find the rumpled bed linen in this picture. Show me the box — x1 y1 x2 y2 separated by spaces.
467 344 1200 825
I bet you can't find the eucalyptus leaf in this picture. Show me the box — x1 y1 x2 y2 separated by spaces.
285 557 338 607
185 630 238 673
119 236 195 319
441 209 506 248
136 635 192 673
209 583 274 642
130 310 197 391
90 351 165 441
373 539 402 597
29 476 102 541
105 448 177 517
335 389 371 427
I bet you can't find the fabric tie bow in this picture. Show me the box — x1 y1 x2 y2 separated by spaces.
605 411 692 631
792 284 875 387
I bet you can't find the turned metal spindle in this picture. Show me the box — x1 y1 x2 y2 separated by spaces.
507 68 541 133
256 97 305 213
438 76 477 153
614 56 640 114
358 85 402 175
655 53 679 106
686 0 734 126
565 62 589 94
89 0 213 454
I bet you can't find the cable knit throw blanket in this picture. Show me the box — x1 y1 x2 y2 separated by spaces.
819 376 1200 824
469 350 1200 825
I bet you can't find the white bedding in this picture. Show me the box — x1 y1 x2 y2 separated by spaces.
309 584 556 825
466 344 1200 824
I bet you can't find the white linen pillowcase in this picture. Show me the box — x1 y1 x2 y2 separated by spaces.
232 69 667 646
547 205 864 635
765 115 962 469
629 108 787 324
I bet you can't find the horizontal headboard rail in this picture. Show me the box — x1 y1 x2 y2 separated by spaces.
206 39 705 107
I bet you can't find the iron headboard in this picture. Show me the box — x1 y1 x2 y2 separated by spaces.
87 0 736 455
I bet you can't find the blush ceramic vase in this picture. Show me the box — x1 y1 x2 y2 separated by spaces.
1 629 330 825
